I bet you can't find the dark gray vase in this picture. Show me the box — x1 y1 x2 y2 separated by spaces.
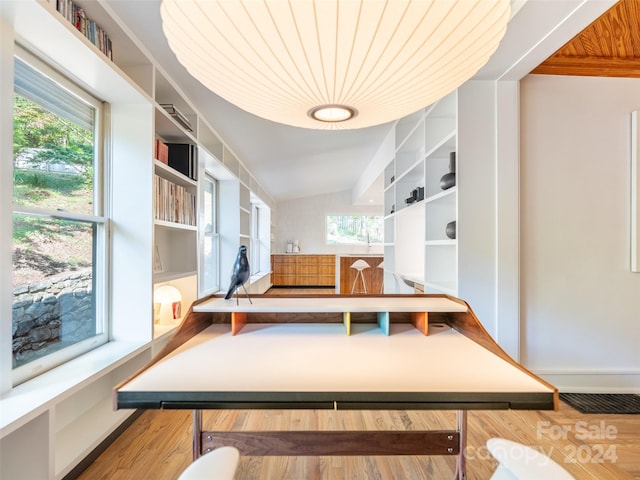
445 221 456 239
440 152 456 190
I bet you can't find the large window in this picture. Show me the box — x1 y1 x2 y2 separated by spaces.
326 215 383 245
12 50 106 384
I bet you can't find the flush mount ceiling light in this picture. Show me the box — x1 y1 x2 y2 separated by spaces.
308 104 357 123
160 0 510 130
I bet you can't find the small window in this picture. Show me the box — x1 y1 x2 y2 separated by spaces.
12 50 107 384
250 194 270 276
326 215 383 245
201 174 219 294
250 203 261 274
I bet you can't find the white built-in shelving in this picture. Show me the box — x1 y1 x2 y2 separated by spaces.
383 91 458 296
151 66 199 337
0 0 274 478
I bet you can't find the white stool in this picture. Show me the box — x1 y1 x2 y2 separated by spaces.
376 260 384 293
178 446 240 480
350 259 371 294
487 438 575 480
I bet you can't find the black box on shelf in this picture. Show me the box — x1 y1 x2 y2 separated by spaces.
166 143 197 180
406 188 418 204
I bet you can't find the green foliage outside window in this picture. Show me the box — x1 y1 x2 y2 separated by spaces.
326 215 383 244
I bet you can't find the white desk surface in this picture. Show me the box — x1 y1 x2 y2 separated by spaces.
193 296 467 313
118 323 552 401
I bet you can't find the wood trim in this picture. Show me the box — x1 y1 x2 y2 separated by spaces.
113 294 225 404
200 430 460 456
531 56 640 78
411 311 428 335
533 0 640 78
443 295 559 410
231 311 247 335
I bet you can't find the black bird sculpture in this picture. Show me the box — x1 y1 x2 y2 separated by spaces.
224 245 252 305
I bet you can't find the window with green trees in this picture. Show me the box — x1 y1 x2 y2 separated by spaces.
326 215 383 245
12 51 107 384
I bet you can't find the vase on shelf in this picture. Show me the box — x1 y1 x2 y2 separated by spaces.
440 151 456 190
445 221 456 239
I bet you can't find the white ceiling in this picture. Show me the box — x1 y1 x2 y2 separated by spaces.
103 0 614 204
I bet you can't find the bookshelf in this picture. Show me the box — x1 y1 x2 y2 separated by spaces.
384 91 458 296
0 1 275 478
151 69 199 337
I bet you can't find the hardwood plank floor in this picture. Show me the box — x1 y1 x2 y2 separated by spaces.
79 289 638 479
77 404 638 479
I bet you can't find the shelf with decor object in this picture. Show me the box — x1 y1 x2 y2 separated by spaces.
1 5 157 478
394 162 425 214
152 274 198 339
383 90 458 296
0 2 278 479
151 68 200 341
153 152 198 288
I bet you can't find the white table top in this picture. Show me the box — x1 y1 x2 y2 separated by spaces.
117 322 554 410
193 296 467 313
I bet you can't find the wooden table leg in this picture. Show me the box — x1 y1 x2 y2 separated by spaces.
193 409 202 461
456 410 468 480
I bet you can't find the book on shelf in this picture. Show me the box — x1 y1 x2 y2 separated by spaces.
160 104 193 132
154 175 197 226
166 143 198 181
56 0 113 60
155 138 169 165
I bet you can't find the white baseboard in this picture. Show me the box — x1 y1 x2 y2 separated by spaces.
534 371 640 393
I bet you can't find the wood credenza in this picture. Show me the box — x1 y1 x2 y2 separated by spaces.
271 254 335 287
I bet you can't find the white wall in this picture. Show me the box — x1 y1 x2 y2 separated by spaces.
520 75 640 392
275 190 383 255
457 82 498 340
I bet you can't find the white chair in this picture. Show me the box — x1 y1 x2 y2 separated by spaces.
487 438 575 480
350 259 371 294
178 446 240 480
376 260 384 293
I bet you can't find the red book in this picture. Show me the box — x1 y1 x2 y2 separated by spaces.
155 139 169 164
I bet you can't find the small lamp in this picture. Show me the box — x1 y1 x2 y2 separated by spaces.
154 285 182 325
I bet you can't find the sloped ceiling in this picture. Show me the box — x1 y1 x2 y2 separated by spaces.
532 0 640 78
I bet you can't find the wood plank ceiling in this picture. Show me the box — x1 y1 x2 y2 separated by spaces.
531 0 640 78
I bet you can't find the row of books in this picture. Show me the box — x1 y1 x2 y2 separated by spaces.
154 175 197 227
155 140 198 181
56 0 113 60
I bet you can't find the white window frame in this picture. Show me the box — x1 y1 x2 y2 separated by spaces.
250 202 261 274
11 47 108 385
325 214 384 245
200 173 220 295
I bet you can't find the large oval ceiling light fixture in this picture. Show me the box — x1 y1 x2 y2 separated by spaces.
161 0 510 130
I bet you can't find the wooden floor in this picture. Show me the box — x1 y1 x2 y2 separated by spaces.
77 405 638 479
78 288 639 479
